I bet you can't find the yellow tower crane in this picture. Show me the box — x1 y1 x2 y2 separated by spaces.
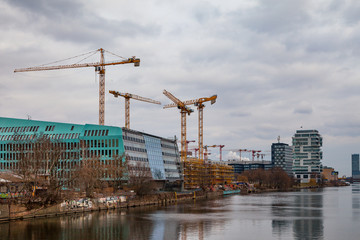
162 90 194 162
14 48 140 125
164 94 217 161
109 90 161 129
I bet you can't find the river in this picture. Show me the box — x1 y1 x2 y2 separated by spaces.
0 184 359 240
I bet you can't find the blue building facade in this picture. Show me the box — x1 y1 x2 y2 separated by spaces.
0 117 181 184
352 154 360 182
227 160 273 175
271 142 293 175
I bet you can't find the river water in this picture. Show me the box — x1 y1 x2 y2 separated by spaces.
1 184 359 240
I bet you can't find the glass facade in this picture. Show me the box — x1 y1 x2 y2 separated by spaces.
271 143 293 175
144 135 166 180
352 154 360 181
0 117 181 184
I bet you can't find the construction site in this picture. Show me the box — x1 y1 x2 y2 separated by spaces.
0 48 271 191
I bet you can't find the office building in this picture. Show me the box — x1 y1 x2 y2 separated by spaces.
227 160 273 175
352 154 360 182
0 117 181 185
271 142 293 175
292 129 323 183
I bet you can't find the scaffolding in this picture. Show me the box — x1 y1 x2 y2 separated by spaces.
210 163 234 185
183 158 234 189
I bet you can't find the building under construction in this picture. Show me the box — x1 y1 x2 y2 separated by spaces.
183 157 234 189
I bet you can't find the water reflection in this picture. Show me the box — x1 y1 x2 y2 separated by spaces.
270 189 324 240
2 187 360 240
353 183 360 221
292 190 323 240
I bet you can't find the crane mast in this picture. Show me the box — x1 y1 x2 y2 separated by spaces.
14 48 140 125
109 90 161 129
163 90 193 163
164 94 217 161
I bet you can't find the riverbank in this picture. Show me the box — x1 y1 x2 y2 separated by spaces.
0 190 227 223
1 182 348 223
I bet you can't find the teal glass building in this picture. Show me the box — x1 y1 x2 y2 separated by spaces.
0 117 181 183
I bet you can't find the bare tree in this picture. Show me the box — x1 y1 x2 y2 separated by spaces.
15 134 69 204
105 154 127 191
127 162 155 196
73 157 104 198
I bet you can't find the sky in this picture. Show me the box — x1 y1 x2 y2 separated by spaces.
1 0 359 176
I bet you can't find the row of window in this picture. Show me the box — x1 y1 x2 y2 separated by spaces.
124 145 147 153
0 126 39 133
0 132 81 142
0 150 81 161
0 142 80 152
123 135 145 143
44 125 56 131
80 139 119 149
161 143 175 149
0 134 36 141
163 160 179 165
81 149 120 159
128 156 148 162
165 168 181 173
45 133 79 140
84 129 109 137
163 152 177 157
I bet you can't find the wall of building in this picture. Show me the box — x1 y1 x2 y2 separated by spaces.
0 117 181 184
352 154 360 181
292 129 323 183
271 143 293 175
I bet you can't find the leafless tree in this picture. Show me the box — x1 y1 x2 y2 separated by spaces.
73 157 103 198
14 134 70 204
127 161 155 196
103 154 127 191
242 167 292 190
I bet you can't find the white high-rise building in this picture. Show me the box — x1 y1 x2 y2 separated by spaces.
292 129 323 183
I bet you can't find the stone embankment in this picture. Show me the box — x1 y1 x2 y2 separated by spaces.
0 190 224 223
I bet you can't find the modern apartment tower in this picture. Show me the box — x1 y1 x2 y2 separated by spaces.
292 129 323 183
271 142 293 175
352 154 360 182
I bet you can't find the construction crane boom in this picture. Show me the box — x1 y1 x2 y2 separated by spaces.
163 90 193 163
163 94 217 161
109 90 161 129
14 48 140 126
13 58 140 72
163 95 217 109
204 145 225 161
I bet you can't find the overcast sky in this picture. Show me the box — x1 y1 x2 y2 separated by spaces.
1 0 359 176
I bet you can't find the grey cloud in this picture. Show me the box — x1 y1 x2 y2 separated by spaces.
192 2 221 24
294 105 313 114
229 112 251 118
4 0 161 46
5 0 83 19
231 0 310 34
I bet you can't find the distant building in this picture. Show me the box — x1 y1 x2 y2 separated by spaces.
271 142 293 175
227 160 273 175
292 129 323 183
0 117 182 186
322 167 338 182
352 154 360 182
